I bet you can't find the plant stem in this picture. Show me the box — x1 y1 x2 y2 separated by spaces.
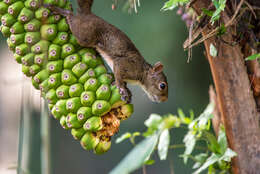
40 99 51 174
17 80 25 174
169 144 207 151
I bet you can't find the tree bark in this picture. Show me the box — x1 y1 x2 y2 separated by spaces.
190 0 260 173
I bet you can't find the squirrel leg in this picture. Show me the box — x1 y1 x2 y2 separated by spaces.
44 4 73 16
114 60 132 103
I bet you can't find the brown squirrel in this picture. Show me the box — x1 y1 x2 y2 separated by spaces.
44 0 168 103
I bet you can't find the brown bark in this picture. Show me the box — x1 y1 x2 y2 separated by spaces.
190 0 260 173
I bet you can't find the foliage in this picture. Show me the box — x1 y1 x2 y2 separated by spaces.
210 0 227 24
110 103 236 174
245 53 260 61
161 0 190 11
210 43 218 57
162 0 227 25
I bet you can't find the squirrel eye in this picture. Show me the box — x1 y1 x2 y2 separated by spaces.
159 82 166 90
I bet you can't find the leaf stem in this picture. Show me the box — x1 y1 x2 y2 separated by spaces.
169 144 207 151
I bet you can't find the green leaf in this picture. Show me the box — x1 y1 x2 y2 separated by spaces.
219 148 237 162
210 43 217 57
158 129 170 160
217 24 226 36
178 109 192 124
210 0 226 24
245 53 260 61
183 131 196 163
144 159 155 165
193 153 219 174
212 0 219 8
115 132 132 144
189 103 214 131
163 115 181 129
217 125 228 154
189 110 195 121
109 134 159 174
161 0 190 11
133 132 141 137
203 131 220 153
143 127 156 137
202 8 213 17
143 114 163 137
144 114 162 128
192 153 208 169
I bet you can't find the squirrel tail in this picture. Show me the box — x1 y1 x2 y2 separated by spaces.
77 0 93 14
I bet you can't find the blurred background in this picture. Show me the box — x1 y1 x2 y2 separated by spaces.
0 0 212 174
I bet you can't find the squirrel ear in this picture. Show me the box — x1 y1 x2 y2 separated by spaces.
152 62 164 74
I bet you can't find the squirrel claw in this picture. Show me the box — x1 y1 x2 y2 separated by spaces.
118 87 132 103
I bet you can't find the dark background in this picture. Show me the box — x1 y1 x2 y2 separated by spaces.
0 0 212 174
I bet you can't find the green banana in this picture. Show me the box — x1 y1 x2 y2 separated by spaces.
0 0 134 154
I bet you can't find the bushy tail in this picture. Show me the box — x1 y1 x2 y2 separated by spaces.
77 0 93 14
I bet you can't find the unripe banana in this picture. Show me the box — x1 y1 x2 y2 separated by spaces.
46 88 58 104
15 43 29 55
46 60 63 74
41 24 57 41
21 52 34 66
61 43 75 58
35 7 50 20
8 1 23 17
80 132 99 150
10 21 24 34
80 91 95 107
96 84 111 101
29 64 40 75
83 116 103 132
24 18 40 32
24 31 40 45
61 69 77 85
64 53 80 69
72 62 88 77
94 140 111 154
78 68 95 84
48 44 61 60
0 0 134 154
69 83 84 97
66 97 81 113
71 127 86 140
1 13 16 26
31 40 49 53
92 100 111 116
48 72 61 88
18 8 34 23
53 31 68 45
77 106 92 123
24 0 40 10
34 53 47 67
84 77 100 91
66 113 82 128
56 84 69 99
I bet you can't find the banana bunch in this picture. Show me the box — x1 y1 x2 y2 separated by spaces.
0 0 133 154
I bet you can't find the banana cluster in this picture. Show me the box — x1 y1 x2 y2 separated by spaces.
0 0 133 154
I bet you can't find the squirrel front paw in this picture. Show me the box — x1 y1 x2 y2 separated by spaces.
118 86 132 103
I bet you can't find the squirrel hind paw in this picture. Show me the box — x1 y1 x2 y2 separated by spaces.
119 87 132 103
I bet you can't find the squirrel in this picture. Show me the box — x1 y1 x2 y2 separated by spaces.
44 0 168 103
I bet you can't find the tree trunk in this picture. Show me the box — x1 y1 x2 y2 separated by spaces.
190 0 260 173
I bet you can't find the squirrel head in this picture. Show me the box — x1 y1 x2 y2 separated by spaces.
143 62 168 103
